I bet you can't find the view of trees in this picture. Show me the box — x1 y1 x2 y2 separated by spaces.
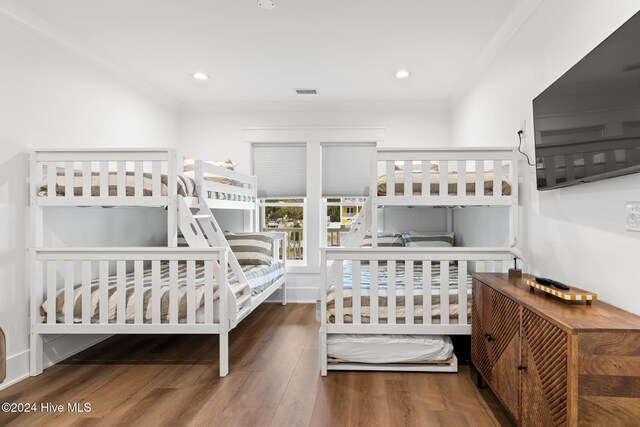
265 206 303 228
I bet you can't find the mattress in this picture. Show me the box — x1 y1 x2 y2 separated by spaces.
40 260 284 324
327 334 454 364
377 170 511 197
327 261 472 324
37 172 256 202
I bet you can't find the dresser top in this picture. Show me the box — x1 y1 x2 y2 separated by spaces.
474 273 640 333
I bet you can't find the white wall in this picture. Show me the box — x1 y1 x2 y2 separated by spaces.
179 104 451 302
451 1 640 314
0 15 178 389
179 104 450 173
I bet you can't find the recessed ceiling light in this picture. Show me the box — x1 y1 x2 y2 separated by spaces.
192 72 209 81
395 69 411 79
258 0 275 10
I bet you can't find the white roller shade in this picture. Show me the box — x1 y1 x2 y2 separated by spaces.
252 143 307 198
322 142 376 197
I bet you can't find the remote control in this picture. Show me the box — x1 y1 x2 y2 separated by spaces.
535 277 570 290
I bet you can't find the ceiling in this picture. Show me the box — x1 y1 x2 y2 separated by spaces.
17 0 520 105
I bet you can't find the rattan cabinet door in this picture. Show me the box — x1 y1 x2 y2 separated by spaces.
521 308 568 427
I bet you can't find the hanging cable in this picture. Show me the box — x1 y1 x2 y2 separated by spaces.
517 130 535 167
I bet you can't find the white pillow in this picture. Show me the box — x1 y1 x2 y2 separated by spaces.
183 157 237 178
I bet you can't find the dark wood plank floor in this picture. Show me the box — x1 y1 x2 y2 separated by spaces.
0 304 513 426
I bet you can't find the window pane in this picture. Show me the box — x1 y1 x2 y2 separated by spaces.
262 203 304 261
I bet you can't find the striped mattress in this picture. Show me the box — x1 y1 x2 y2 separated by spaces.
40 260 284 324
38 172 256 202
327 261 472 325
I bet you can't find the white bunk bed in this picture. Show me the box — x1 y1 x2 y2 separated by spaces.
319 147 519 374
29 149 286 378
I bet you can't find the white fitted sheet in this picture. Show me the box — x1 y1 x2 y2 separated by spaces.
327 334 454 364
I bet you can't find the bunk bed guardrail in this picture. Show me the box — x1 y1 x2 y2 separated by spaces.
30 247 232 376
373 147 518 206
193 160 258 203
370 146 519 248
30 149 178 207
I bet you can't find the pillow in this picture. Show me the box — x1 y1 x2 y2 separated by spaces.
183 157 237 177
402 232 454 247
361 233 404 247
394 163 439 172
225 232 275 265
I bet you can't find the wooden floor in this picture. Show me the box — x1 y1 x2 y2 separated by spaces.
0 304 513 427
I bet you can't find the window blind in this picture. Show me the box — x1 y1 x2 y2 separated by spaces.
252 143 307 198
322 142 376 197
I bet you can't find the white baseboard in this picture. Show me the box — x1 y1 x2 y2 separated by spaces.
0 334 110 392
265 286 318 304
1 350 30 391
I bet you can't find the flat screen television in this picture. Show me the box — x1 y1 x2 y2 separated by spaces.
533 11 640 190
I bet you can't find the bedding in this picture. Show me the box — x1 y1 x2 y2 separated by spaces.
40 260 284 324
327 334 454 363
225 232 277 266
37 171 256 202
327 261 472 324
377 169 511 196
403 231 455 247
183 157 240 187
360 233 404 247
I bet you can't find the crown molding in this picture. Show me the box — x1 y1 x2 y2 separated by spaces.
179 100 450 114
0 0 178 110
447 0 545 107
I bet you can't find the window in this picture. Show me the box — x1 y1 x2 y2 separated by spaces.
260 199 305 261
252 143 307 198
321 143 373 247
253 143 308 264
321 142 375 197
324 197 366 247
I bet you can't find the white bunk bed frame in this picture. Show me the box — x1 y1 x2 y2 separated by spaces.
29 148 286 378
319 146 519 374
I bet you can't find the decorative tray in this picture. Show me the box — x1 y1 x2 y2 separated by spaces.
524 279 598 305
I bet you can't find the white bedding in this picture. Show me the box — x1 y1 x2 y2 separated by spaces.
327 334 454 364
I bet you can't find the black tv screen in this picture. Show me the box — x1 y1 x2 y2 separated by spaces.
533 11 640 190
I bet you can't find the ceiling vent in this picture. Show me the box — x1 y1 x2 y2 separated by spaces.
295 88 318 95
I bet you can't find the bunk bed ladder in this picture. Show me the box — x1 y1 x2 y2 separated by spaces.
327 197 372 285
177 196 253 324
341 197 372 248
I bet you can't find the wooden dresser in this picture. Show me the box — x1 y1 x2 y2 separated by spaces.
471 273 640 426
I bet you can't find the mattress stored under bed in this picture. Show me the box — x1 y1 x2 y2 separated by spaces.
40 260 284 323
327 262 472 324
327 334 454 364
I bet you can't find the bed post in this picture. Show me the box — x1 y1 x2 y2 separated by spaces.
319 249 328 376
219 249 229 377
29 249 44 376
370 153 378 246
281 233 287 305
167 149 178 248
29 153 44 376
